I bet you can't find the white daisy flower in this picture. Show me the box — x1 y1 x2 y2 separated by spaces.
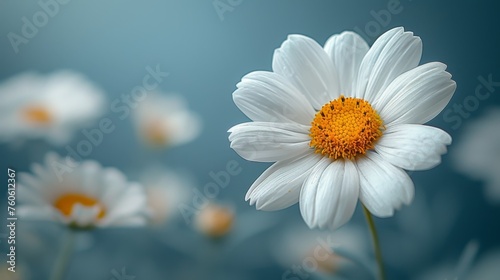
0 71 106 146
228 27 456 230
132 92 201 148
273 223 370 279
139 166 192 225
452 108 500 203
18 153 149 229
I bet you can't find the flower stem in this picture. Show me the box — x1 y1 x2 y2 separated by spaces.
50 228 76 280
362 204 386 280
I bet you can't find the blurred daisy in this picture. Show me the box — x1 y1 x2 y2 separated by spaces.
413 241 500 280
18 153 149 229
194 203 235 238
466 249 500 280
160 203 280 279
273 223 371 279
382 188 461 273
452 108 500 203
0 71 106 146
139 166 192 225
132 92 201 148
229 27 456 229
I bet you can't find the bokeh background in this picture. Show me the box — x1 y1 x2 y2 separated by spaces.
1 0 500 279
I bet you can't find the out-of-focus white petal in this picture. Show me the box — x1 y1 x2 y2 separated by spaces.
0 71 106 146
132 92 201 148
18 153 149 229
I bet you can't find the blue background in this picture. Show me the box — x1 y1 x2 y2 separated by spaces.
1 0 499 279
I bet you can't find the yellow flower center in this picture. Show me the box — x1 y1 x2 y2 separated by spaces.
309 95 384 160
195 205 234 238
144 120 169 146
53 193 106 219
22 106 52 124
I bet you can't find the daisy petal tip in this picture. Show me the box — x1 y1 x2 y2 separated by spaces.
245 192 254 203
286 34 305 41
302 217 317 230
443 133 453 146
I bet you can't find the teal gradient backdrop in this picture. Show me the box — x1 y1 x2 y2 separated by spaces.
1 0 499 279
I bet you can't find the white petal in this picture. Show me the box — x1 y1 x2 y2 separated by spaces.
376 62 457 126
375 124 452 170
103 183 148 225
228 122 311 162
272 34 340 109
233 71 315 125
70 204 101 227
300 159 359 229
246 152 322 211
18 206 55 221
167 111 202 145
324 31 369 96
355 27 422 103
357 151 414 217
76 161 103 196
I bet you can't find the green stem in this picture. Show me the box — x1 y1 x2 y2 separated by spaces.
362 204 386 280
50 228 76 280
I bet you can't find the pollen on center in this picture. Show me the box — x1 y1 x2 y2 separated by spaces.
309 95 384 160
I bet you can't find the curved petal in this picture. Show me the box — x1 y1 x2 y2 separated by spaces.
375 124 452 170
354 27 422 103
272 34 340 109
324 31 369 97
233 71 315 125
246 152 322 211
375 62 457 126
229 122 311 162
300 159 359 229
357 151 414 217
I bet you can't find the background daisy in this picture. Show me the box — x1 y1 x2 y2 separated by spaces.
452 108 500 203
138 165 193 225
18 152 149 229
0 71 106 146
132 92 201 148
1 1 499 279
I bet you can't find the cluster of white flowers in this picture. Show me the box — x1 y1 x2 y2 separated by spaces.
11 25 500 280
0 70 202 230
